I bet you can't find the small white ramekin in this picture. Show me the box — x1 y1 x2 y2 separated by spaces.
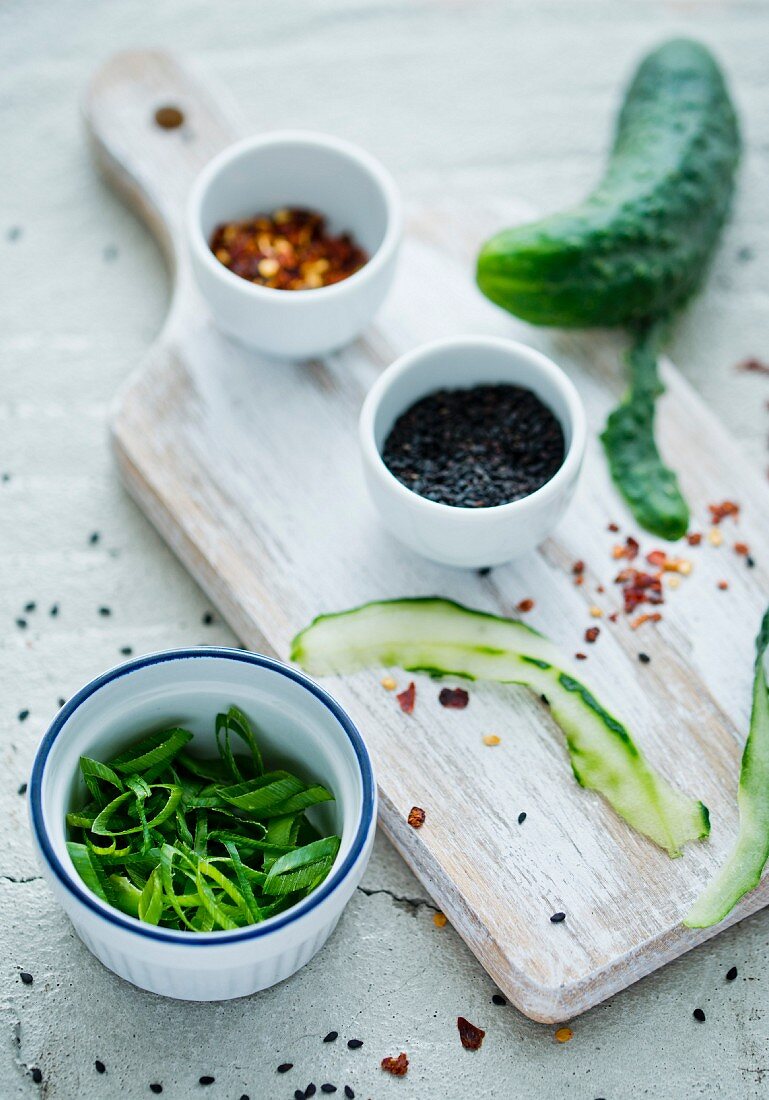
187 131 402 358
29 648 376 1001
359 335 586 568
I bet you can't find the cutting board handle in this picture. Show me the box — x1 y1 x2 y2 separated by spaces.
84 50 236 266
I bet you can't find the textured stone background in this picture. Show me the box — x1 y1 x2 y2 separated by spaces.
2 1 769 1097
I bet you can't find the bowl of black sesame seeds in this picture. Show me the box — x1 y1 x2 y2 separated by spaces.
359 335 586 567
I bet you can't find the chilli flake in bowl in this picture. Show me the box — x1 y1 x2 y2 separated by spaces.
66 705 341 932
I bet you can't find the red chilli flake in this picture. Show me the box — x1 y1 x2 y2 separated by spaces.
381 1053 409 1077
585 626 600 644
457 1017 485 1051
397 681 416 714
439 687 470 709
516 598 535 613
407 806 426 829
735 542 750 556
687 532 703 546
572 560 585 575
612 536 639 561
631 611 662 630
575 652 587 660
717 580 729 591
737 357 769 375
607 522 620 533
709 500 740 525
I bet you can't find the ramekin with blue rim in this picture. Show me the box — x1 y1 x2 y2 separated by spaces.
29 648 376 1001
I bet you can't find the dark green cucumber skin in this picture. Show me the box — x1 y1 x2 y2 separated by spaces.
477 39 740 327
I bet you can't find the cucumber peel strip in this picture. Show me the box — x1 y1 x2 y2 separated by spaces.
685 608 769 927
601 323 690 541
291 597 709 857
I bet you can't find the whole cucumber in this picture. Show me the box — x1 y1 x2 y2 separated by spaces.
477 39 740 326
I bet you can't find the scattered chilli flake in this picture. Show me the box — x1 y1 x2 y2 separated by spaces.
407 806 426 829
631 612 662 630
585 627 600 644
381 676 397 691
687 532 703 546
735 542 750 556
615 568 663 614
396 682 416 714
575 652 587 660
482 734 501 746
555 1027 573 1044
433 912 448 928
457 1017 485 1051
516 598 535 613
572 560 585 575
381 1053 409 1077
737 357 769 375
439 687 469 709
709 500 740 525
717 580 729 591
607 522 620 532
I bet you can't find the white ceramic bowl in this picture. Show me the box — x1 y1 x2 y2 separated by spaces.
187 131 402 358
29 648 376 1001
359 335 587 568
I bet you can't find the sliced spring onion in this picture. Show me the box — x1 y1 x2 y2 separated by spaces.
66 706 340 931
291 597 709 857
685 608 769 927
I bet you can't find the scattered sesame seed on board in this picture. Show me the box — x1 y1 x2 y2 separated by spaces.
554 1026 573 1043
323 1031 338 1043
433 912 448 927
517 811 527 824
708 527 724 546
589 605 603 618
550 911 566 923
482 734 501 746
95 1060 106 1074
380 676 397 691
693 1008 706 1022
347 1038 363 1049
726 966 738 981
277 1063 293 1073
492 993 506 1006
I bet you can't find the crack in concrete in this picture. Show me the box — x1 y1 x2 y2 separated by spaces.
356 885 439 915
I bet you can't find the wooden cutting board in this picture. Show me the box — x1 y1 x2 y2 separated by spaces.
86 50 769 1023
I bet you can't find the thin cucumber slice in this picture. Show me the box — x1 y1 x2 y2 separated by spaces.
292 598 709 856
685 609 769 927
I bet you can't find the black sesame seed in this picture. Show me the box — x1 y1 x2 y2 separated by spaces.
16 618 27 629
31 1068 43 1084
199 1076 215 1085
321 1087 337 1095
550 911 566 924
120 646 133 656
294 1091 305 1100
150 1085 163 1095
278 1063 293 1074
202 611 214 625
492 993 506 1005
517 811 527 824
239 1095 250 1100
638 652 651 664
347 1038 363 1049
344 1088 355 1099
478 567 491 577
19 971 33 984
323 1031 338 1043
727 966 738 981
24 601 36 613
747 556 756 568
95 1060 106 1074
17 783 27 796
540 694 549 706
305 1086 317 1098
89 531 101 544
381 384 566 508
50 604 59 617
99 606 111 617
18 709 29 722
58 697 66 708
693 1008 706 1022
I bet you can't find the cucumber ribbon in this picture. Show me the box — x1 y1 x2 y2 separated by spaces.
601 322 690 541
292 597 709 857
686 608 769 927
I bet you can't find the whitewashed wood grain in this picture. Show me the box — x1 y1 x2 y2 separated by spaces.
86 49 769 1023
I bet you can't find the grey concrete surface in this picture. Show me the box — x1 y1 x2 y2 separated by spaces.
2 1 769 1097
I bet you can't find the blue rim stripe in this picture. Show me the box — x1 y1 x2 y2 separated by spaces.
29 647 376 945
